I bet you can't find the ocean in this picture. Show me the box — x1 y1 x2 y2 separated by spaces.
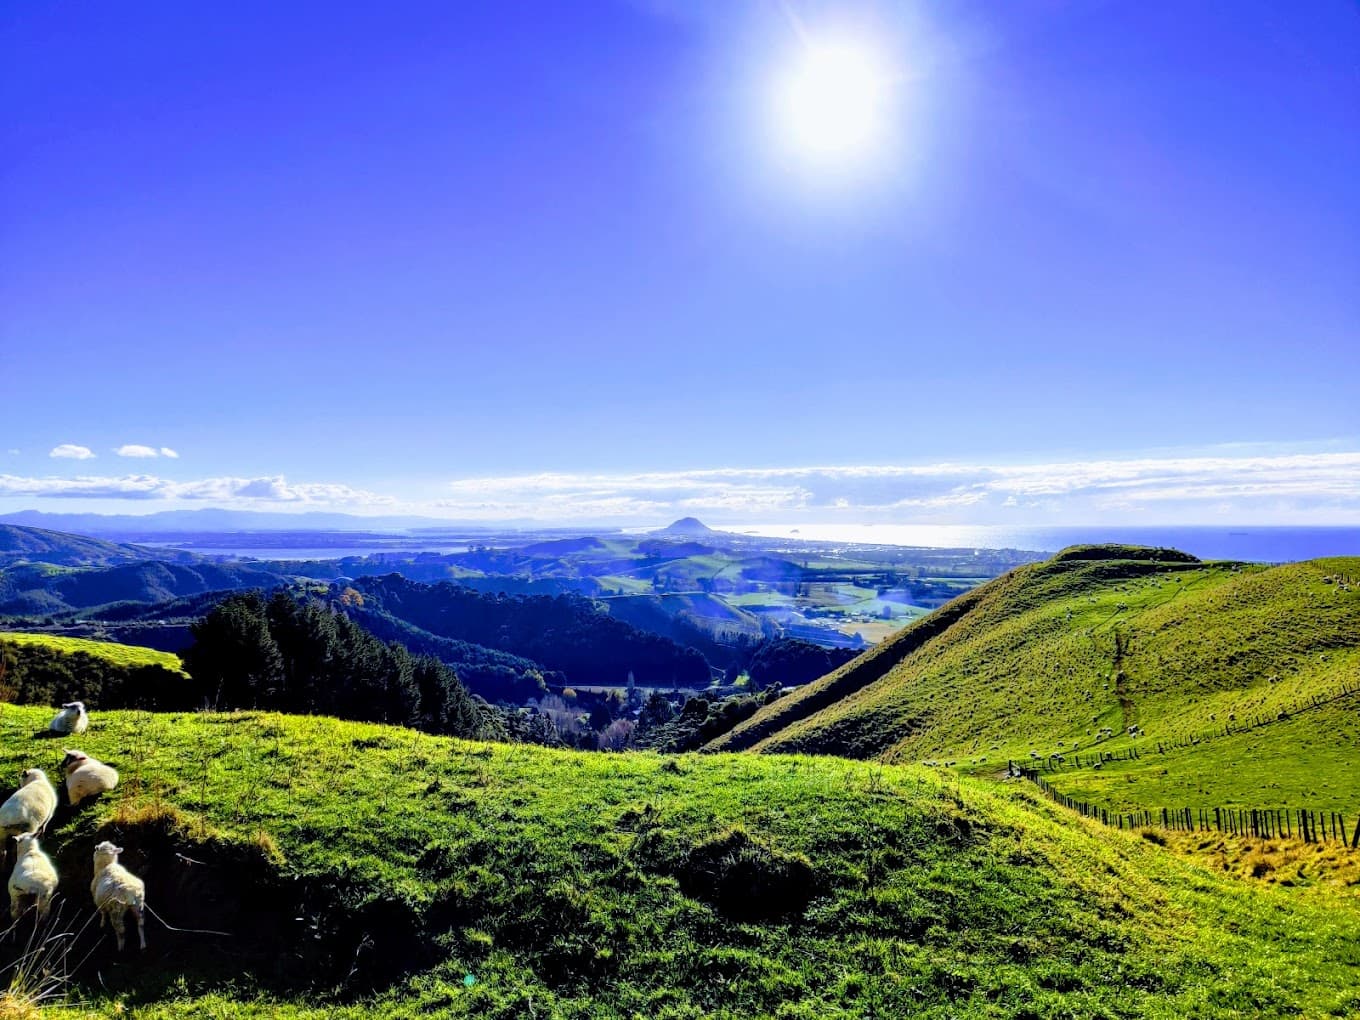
737 525 1360 563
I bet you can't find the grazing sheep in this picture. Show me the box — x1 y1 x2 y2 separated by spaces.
0 770 58 838
8 832 58 921
61 749 118 807
91 841 146 951
49 702 89 736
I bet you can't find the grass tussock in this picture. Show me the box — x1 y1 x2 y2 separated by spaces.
1165 830 1360 889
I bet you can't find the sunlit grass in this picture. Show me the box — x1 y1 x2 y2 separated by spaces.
0 704 1353 1017
0 632 186 676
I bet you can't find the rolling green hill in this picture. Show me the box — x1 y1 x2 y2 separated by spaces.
707 547 1360 811
0 704 1355 1018
0 630 187 675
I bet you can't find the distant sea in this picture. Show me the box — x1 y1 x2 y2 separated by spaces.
738 525 1360 563
141 543 471 561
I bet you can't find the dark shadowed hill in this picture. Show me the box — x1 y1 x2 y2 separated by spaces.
0 557 296 616
350 574 713 689
0 524 176 567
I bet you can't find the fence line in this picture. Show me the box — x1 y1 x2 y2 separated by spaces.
1010 763 1360 848
1030 680 1360 773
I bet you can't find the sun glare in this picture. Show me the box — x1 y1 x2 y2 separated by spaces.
775 38 895 166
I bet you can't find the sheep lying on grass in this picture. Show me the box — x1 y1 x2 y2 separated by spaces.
91 841 146 951
49 701 88 736
8 832 58 921
0 769 58 838
61 749 118 807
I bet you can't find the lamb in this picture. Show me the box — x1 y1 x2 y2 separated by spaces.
8 832 58 921
0 769 58 839
49 701 89 736
61 749 118 807
91 841 146 951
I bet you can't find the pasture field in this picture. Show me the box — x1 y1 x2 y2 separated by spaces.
0 704 1355 1017
1029 704 1360 815
0 630 187 675
709 551 1360 809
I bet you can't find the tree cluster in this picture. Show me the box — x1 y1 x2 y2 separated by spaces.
339 604 558 704
181 592 501 739
746 639 858 691
631 688 782 753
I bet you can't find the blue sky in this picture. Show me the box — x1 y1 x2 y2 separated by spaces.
2 1 1357 525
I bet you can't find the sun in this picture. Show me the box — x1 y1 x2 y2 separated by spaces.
775 38 895 166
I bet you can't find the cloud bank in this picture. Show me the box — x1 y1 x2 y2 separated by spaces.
0 473 391 507
433 451 1360 523
1 449 1357 523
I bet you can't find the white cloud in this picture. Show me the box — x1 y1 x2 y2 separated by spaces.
434 450 1360 523
5 449 18 456
3 446 1358 524
49 444 95 460
0 473 393 507
114 444 180 459
114 444 160 458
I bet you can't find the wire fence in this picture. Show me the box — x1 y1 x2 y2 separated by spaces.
1011 763 1360 848
1027 680 1360 773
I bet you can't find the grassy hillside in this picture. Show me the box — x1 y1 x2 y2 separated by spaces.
0 524 158 567
0 704 1355 1018
707 549 1360 809
0 630 187 675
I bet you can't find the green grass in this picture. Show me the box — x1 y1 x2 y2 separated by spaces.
708 551 1360 812
1035 705 1360 814
0 630 187 675
0 703 1356 1018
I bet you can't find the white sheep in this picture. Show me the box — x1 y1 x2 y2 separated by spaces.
8 832 58 921
61 749 118 807
91 841 146 951
49 701 89 736
0 769 58 839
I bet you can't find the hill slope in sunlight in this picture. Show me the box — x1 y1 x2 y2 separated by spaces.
707 547 1360 808
0 704 1355 1018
